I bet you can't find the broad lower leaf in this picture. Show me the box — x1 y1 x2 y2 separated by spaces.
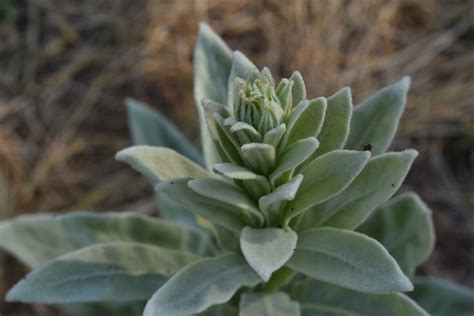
239 292 300 316
310 87 352 159
358 192 435 275
7 242 198 303
125 98 203 164
194 23 233 168
116 146 209 184
240 226 298 281
301 149 418 231
345 77 410 155
291 279 428 316
409 277 474 316
284 150 370 225
286 227 412 294
157 179 249 232
0 212 215 268
143 254 260 316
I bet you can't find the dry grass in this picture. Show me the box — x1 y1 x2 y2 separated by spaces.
0 0 473 314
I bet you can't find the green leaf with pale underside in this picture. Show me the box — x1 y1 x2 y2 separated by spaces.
7 242 198 303
125 98 202 164
0 212 215 268
194 23 233 168
116 146 209 184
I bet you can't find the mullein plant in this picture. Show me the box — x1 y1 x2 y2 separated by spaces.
1 23 473 316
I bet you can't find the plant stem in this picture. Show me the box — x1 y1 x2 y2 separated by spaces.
263 267 294 292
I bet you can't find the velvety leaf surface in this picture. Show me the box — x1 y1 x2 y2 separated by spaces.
286 227 412 294
345 77 410 155
125 98 202 164
358 192 435 275
0 212 215 268
240 226 298 281
194 23 233 168
291 279 428 316
284 98 326 146
188 178 264 225
157 179 249 231
241 143 276 175
227 51 259 107
239 292 300 316
300 149 418 231
289 71 306 106
143 254 260 316
115 146 209 184
284 150 370 224
270 137 318 184
7 242 198 303
311 87 352 158
409 277 474 316
259 175 303 225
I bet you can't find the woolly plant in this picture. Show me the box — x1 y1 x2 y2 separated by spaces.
1 23 473 316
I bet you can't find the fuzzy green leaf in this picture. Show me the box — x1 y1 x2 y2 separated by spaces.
259 175 303 226
358 192 435 275
188 178 264 225
285 97 327 146
289 71 306 107
263 123 287 149
286 227 413 294
194 23 233 168
239 292 300 316
125 98 202 164
115 146 209 184
7 242 198 303
143 254 260 316
212 162 271 197
409 277 474 316
241 143 276 175
291 279 428 316
240 226 298 281
300 149 418 231
270 137 319 184
156 179 249 232
227 51 260 108
0 212 215 268
345 77 410 155
311 87 352 158
284 150 370 224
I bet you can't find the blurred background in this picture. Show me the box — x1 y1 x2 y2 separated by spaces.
0 0 472 314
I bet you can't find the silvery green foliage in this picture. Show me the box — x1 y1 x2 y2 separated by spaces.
1 23 473 316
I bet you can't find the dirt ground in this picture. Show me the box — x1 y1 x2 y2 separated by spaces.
0 0 473 315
